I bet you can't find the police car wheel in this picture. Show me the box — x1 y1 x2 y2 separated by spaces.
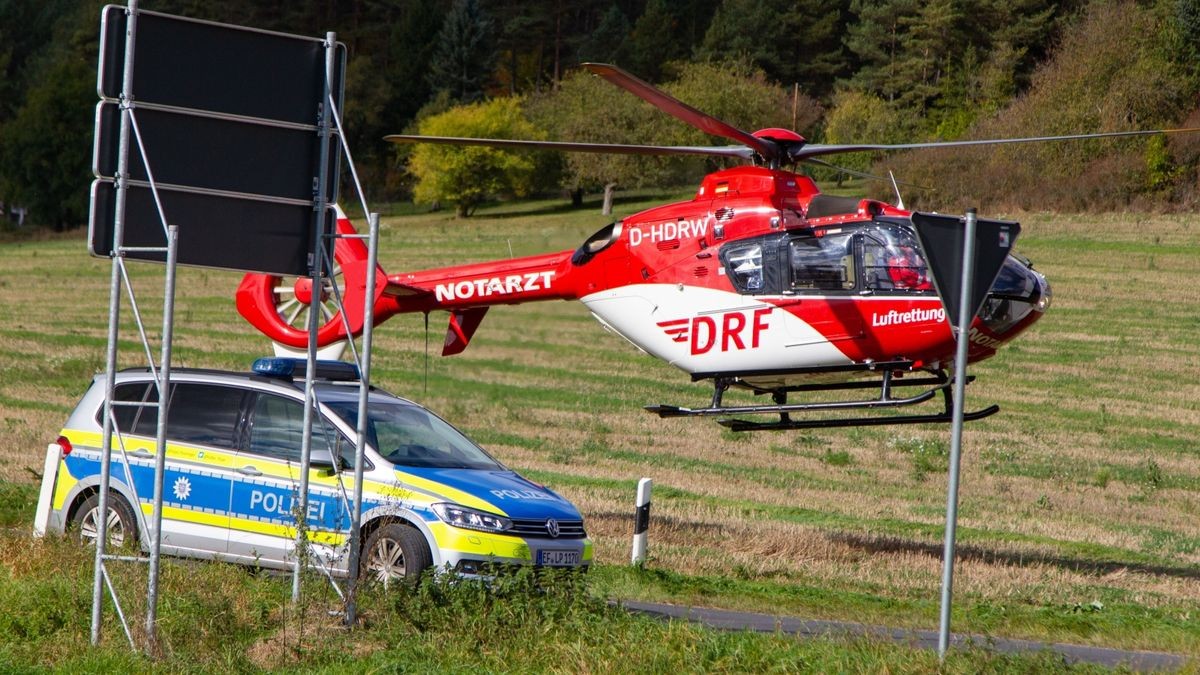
361 523 431 588
73 492 137 550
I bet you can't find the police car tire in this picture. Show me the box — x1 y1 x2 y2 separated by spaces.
361 523 432 586
73 492 137 551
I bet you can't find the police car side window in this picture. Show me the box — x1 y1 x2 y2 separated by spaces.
327 422 359 472
247 394 352 468
165 384 246 448
105 383 159 435
248 394 306 463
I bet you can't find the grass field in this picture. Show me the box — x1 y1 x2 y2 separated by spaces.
0 190 1198 670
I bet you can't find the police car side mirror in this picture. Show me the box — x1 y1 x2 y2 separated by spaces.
310 448 337 473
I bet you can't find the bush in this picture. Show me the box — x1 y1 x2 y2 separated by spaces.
878 1 1198 212
408 97 547 216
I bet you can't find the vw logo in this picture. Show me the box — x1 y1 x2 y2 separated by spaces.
545 518 560 538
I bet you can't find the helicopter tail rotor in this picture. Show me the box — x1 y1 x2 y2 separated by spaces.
235 207 389 351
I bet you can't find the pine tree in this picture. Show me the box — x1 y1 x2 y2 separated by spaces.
427 0 496 104
843 0 923 104
624 0 684 81
696 0 847 97
578 4 631 65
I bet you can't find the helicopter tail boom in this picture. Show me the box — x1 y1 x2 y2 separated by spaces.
380 250 579 312
373 251 579 356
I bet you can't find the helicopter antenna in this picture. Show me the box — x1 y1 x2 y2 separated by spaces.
792 83 799 129
423 311 430 394
889 170 905 210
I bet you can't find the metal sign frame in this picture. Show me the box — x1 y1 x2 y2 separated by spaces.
88 2 351 652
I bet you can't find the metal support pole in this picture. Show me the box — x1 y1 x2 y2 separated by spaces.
144 225 177 651
92 0 139 646
937 208 977 659
293 30 337 602
345 212 380 626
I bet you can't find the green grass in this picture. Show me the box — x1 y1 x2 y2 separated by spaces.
0 200 1198 668
0 537 1120 673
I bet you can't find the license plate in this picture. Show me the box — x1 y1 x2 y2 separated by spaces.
537 549 580 566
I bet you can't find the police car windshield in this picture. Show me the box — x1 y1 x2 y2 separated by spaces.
324 399 504 470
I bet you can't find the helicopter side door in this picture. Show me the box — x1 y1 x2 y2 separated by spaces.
770 229 865 346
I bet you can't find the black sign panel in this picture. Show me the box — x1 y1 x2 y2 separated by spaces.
89 180 334 276
98 7 344 125
91 6 345 275
93 102 325 201
912 211 1020 328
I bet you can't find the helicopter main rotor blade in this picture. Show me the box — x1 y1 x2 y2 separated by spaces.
803 157 932 190
582 62 780 163
793 127 1200 161
384 134 756 160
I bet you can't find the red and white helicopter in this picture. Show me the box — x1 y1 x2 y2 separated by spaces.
236 63 1188 431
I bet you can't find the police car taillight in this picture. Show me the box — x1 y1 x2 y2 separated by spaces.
55 435 72 457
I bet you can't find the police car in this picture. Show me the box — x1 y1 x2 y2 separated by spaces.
33 358 592 582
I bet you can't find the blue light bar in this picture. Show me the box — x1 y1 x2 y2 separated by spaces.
252 357 361 381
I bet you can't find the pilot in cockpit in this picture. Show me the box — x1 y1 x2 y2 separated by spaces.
886 245 932 290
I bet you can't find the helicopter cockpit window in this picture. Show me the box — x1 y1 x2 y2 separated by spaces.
571 221 623 265
788 232 854 291
862 224 933 293
724 243 764 292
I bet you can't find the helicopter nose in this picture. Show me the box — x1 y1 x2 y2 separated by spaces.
1033 269 1052 313
977 255 1051 338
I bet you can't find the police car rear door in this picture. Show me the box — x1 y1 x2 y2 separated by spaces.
147 382 245 557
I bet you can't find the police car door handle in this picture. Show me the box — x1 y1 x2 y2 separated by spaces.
238 466 263 477
130 449 153 459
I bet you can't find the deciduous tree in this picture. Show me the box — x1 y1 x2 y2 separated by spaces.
408 98 543 216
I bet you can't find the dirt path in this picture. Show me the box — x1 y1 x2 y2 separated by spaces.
620 600 1193 671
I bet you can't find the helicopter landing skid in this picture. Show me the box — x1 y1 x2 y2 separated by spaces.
645 371 999 431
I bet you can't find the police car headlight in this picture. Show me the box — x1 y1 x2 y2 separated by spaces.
432 503 513 534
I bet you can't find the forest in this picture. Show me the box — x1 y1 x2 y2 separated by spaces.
3 0 1200 228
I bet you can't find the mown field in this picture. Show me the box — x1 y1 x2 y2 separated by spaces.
0 190 1197 671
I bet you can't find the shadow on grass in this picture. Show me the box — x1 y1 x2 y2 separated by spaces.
828 532 1200 581
478 199 598 219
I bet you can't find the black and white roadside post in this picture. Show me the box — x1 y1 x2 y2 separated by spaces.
912 209 1019 660
631 478 652 564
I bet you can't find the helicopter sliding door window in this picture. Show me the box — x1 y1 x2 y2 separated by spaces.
787 232 855 292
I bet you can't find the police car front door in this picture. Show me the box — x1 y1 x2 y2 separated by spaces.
227 393 347 569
